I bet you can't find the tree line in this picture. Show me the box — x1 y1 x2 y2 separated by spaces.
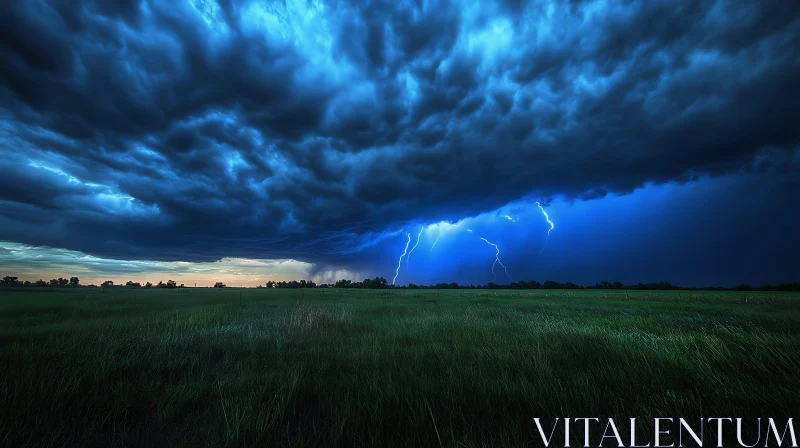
0 276 185 289
1 276 80 287
2 275 799 291
252 278 800 291
255 278 390 289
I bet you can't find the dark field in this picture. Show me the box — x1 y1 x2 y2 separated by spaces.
1 287 799 447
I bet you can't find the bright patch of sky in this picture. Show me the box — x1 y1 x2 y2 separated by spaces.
0 241 313 287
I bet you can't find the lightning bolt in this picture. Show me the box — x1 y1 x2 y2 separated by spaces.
479 237 511 282
534 201 555 257
386 206 552 282
535 202 554 235
406 226 424 263
392 232 412 285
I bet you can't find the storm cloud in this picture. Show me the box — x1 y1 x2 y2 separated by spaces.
1 0 799 276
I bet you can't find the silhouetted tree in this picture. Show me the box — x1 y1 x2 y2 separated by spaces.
362 277 388 289
1 276 19 285
334 279 353 288
25 274 773 292
778 283 800 292
543 280 564 289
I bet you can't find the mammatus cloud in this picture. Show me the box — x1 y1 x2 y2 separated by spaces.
1 0 798 278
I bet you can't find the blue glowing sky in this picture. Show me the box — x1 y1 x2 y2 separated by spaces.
1 0 798 286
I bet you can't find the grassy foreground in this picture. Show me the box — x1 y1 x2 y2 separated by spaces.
1 287 799 447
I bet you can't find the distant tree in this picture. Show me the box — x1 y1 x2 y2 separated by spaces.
49 279 59 287
613 281 624 289
361 277 388 289
125 281 141 288
101 280 114 288
626 281 676 291
1 276 20 285
35 279 47 287
510 280 542 289
334 279 352 288
214 282 226 288
69 277 80 287
166 280 177 288
144 282 153 288
23 280 32 286
156 281 165 288
266 281 275 288
279 280 297 289
594 280 612 289
543 280 564 289
778 282 800 292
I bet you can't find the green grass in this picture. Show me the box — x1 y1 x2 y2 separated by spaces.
1 287 799 447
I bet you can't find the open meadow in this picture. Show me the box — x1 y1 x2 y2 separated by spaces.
1 287 799 446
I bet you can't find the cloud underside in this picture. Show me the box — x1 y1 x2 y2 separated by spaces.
1 0 798 265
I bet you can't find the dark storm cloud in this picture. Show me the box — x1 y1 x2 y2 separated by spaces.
1 0 799 265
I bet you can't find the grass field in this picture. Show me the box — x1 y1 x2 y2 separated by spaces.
1 287 799 447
